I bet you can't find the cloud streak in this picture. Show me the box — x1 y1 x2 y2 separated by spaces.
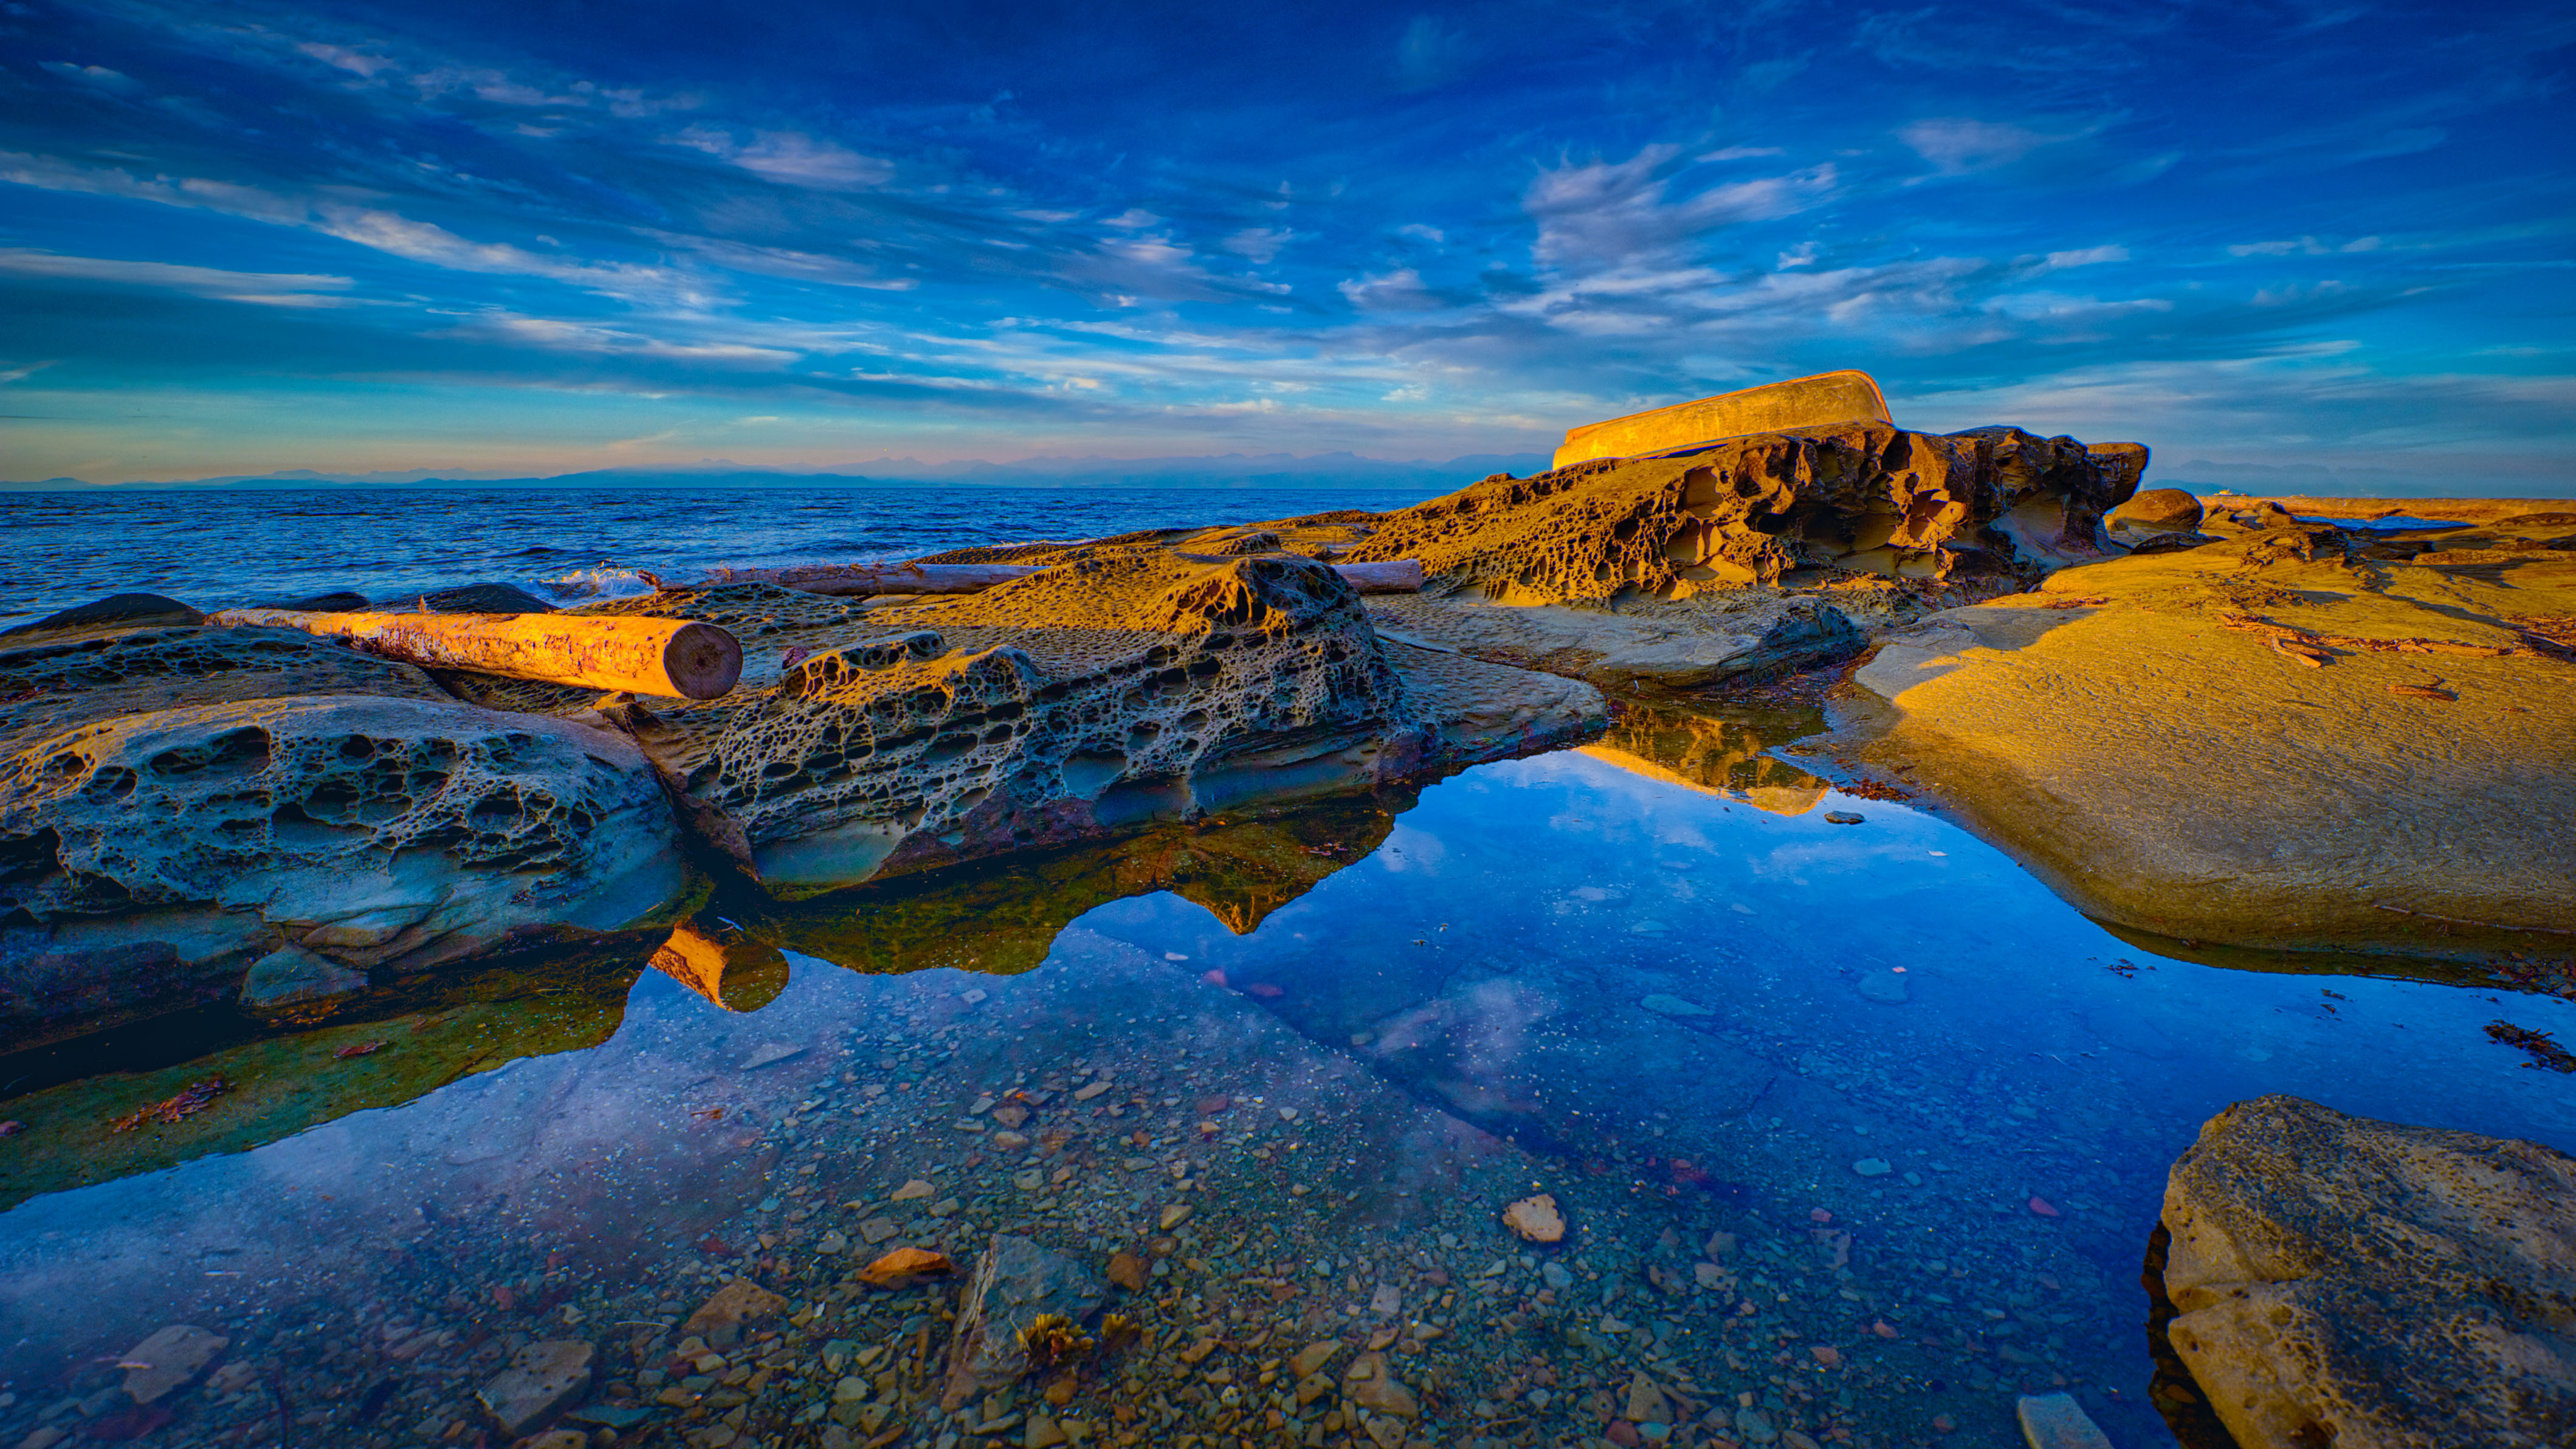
0 0 2566 487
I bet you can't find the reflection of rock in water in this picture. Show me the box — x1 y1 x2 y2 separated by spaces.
0 937 655 1211
647 919 791 1011
1577 697 1833 816
762 794 1403 977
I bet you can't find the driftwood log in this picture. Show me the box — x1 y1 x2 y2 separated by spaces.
211 607 744 699
705 558 1426 596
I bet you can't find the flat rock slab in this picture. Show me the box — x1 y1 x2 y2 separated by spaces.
122 1324 227 1403
2155 1094 2576 1448
478 1339 594 1436
683 1277 787 1335
1845 514 2576 960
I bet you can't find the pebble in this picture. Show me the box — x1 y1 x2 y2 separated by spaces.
1852 1158 1893 1177
1734 1405 1780 1444
1541 1262 1574 1290
1159 1203 1193 1230
890 1179 935 1202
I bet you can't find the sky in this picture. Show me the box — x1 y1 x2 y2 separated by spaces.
1 0 2571 490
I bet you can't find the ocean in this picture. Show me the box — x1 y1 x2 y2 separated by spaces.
0 484 1439 626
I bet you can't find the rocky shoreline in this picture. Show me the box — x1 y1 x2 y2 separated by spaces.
3 388 2183 1050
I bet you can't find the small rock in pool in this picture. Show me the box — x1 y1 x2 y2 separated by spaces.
2015 1392 2114 1449
1855 971 1909 1004
1823 811 1864 825
1639 994 1713 1017
1852 1158 1893 1177
1504 1194 1566 1243
121 1324 227 1405
478 1340 594 1437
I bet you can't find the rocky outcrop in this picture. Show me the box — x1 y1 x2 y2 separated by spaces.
1841 509 2576 960
2151 1095 2576 1448
1343 422 2143 598
0 615 689 1047
445 550 1600 897
1549 370 1892 469
2105 487 2205 545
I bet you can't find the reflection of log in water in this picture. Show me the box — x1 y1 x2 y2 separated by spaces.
0 937 657 1212
761 794 1406 978
647 920 791 1011
1578 697 1833 816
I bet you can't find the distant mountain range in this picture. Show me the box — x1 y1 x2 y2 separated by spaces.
2 451 1553 492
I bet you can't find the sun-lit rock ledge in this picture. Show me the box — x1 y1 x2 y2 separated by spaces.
1835 506 2576 962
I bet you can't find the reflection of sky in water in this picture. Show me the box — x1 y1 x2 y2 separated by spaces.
4 749 2569 1447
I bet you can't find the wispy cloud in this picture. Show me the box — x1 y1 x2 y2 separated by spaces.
0 249 357 306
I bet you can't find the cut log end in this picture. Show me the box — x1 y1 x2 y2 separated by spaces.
663 622 745 700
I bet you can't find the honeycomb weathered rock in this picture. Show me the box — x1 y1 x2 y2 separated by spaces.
0 619 688 1045
443 551 1599 897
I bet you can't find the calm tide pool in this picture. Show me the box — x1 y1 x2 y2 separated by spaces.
2 736 2569 1449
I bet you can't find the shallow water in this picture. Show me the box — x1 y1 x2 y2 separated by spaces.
0 486 1433 624
5 737 2570 1449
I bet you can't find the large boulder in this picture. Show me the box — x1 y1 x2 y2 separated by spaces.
1842 511 2576 960
0 613 689 1047
2153 1095 2576 1448
2105 487 2205 543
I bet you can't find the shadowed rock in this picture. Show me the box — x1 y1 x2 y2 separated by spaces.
0 615 689 1047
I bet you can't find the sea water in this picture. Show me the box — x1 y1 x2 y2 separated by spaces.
0 486 1434 624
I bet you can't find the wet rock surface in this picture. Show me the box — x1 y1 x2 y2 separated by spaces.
2152 1095 2576 1449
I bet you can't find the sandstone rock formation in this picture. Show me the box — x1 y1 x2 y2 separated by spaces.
1842 511 2576 960
0 613 689 1046
2152 1095 2576 1448
2104 487 2205 545
1345 423 2142 599
444 548 1600 897
1550 370 1892 469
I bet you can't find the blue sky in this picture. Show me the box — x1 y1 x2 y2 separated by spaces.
2 0 2571 490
